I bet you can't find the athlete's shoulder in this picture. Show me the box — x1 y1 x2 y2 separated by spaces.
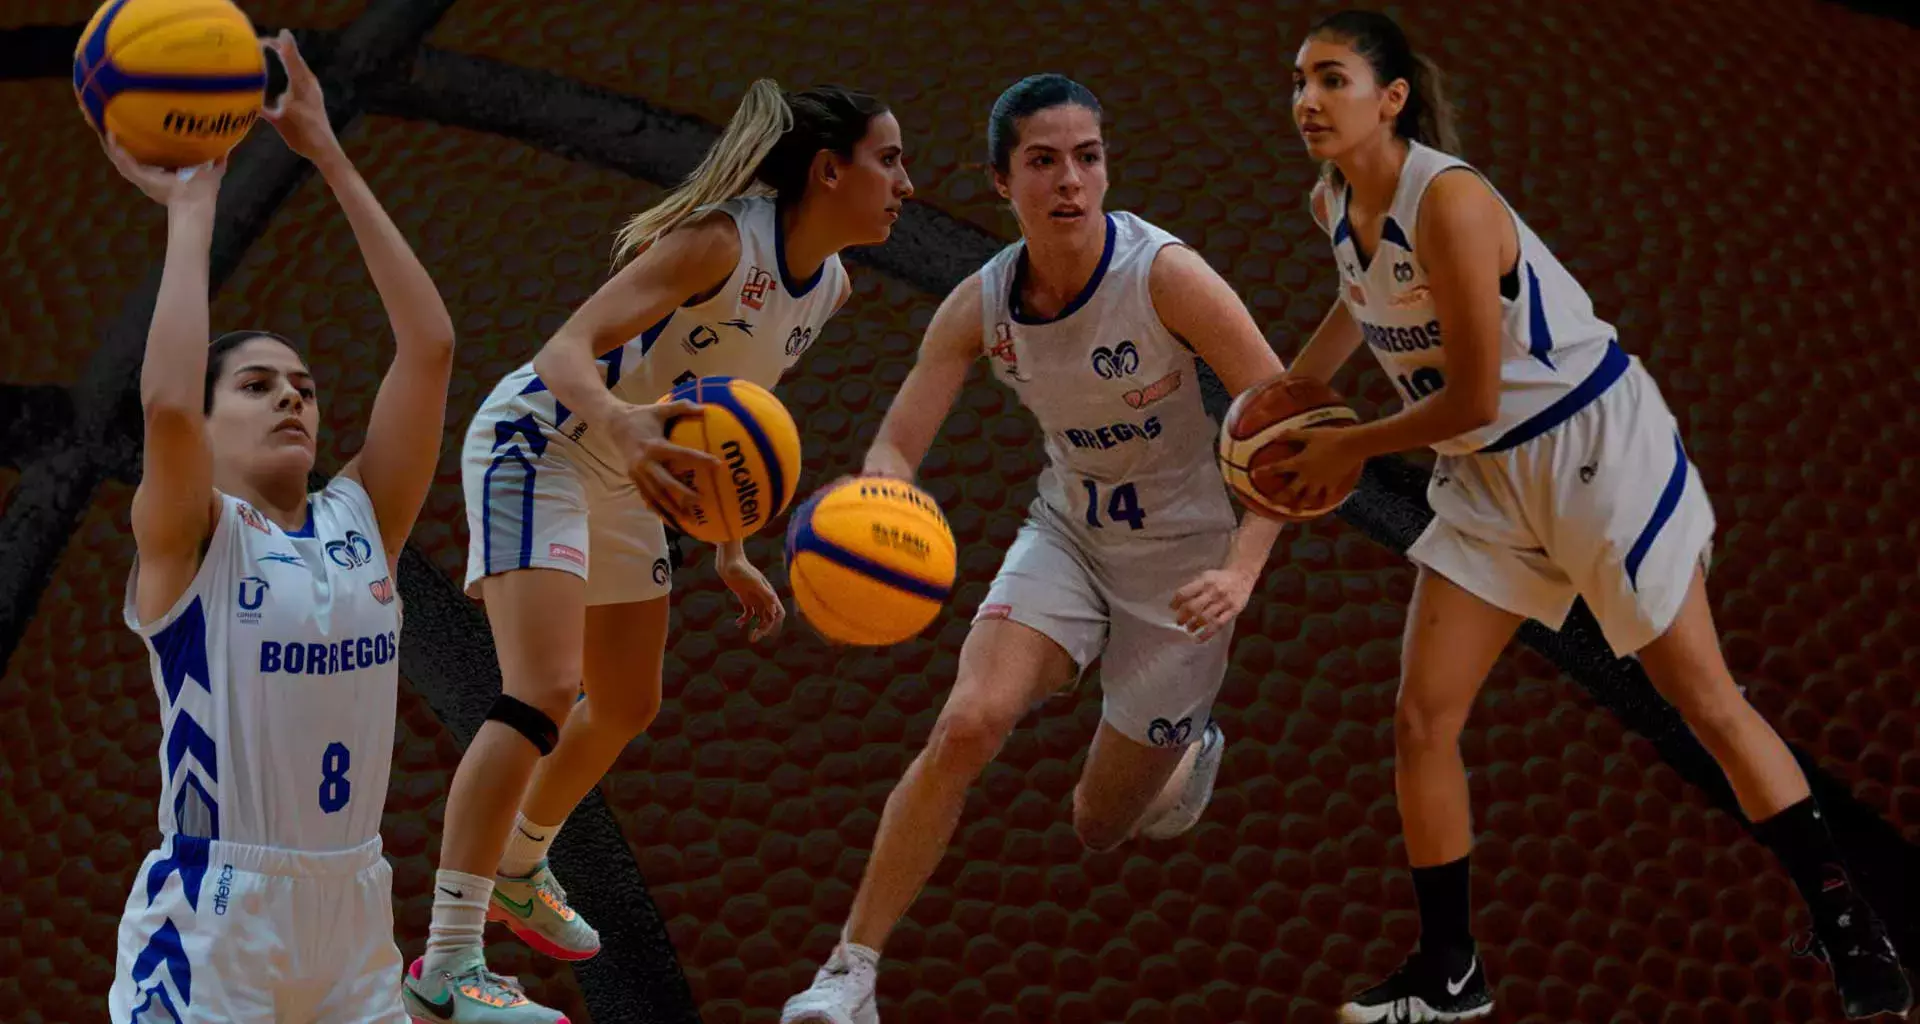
1109 210 1182 247
1309 178 1335 235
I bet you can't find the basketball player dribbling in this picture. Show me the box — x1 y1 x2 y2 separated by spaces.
1273 11 1912 1021
104 33 456 1023
783 74 1290 1024
405 81 915 1023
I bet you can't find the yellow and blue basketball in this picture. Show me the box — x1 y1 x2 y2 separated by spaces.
72 0 268 168
784 477 957 646
654 376 802 544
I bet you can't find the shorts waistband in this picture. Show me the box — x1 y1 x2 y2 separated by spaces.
156 832 385 878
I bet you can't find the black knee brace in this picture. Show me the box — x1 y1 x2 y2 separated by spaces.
487 694 560 755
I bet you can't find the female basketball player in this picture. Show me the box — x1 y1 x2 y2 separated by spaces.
1271 11 1911 1022
404 80 914 1022
104 33 454 1023
782 73 1289 1024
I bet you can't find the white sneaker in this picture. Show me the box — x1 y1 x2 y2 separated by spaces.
1139 721 1225 840
781 942 881 1024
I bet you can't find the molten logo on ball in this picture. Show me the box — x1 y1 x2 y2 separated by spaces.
162 108 256 138
721 440 762 529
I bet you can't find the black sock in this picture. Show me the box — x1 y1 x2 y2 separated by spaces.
1752 797 1854 920
1412 854 1475 958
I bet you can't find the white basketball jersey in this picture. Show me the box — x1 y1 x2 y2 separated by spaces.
483 195 849 464
978 212 1238 542
1326 141 1620 455
123 477 400 852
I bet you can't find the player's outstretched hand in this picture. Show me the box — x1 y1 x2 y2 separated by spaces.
608 400 719 518
1269 425 1357 512
717 548 785 643
102 134 225 209
1171 567 1257 643
258 30 342 163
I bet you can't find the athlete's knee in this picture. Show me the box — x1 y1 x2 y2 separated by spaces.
1394 688 1470 754
925 699 1017 779
586 683 662 740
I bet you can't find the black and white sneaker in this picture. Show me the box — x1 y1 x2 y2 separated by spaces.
1791 902 1914 1020
1339 948 1494 1023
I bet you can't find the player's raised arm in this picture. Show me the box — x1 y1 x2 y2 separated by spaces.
862 272 984 481
256 32 458 569
108 141 225 622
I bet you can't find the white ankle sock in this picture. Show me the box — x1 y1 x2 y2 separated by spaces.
498 813 562 878
424 869 494 971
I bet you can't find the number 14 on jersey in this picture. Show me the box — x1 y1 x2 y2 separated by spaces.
1083 479 1147 531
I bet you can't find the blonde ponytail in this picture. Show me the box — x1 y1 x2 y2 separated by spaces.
612 79 792 266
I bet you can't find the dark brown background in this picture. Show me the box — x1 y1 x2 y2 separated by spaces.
2 1 1917 1022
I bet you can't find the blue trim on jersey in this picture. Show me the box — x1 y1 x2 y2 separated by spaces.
1478 340 1628 453
790 520 952 602
165 710 218 787
604 345 626 389
152 598 211 704
492 413 549 458
129 918 192 1009
144 834 211 910
285 501 317 538
1332 211 1352 248
775 206 826 297
1525 263 1557 369
1010 214 1117 325
637 311 673 356
671 377 787 515
1380 217 1412 253
174 773 220 842
1625 432 1690 590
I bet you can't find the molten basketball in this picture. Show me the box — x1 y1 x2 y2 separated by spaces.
784 477 957 646
655 376 802 544
1218 375 1363 520
73 0 268 168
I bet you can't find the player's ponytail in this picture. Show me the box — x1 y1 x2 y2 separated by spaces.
1309 11 1459 188
1404 53 1459 155
613 79 791 266
613 80 889 267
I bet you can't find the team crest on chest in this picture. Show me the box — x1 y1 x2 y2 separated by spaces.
1124 370 1182 409
236 503 269 534
739 267 777 310
1090 340 1140 380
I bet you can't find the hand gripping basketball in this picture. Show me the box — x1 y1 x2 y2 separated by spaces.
610 400 718 519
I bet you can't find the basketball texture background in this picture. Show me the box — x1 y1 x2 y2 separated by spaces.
2 1 1918 1023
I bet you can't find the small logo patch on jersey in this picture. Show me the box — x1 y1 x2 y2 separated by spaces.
1393 261 1415 284
1389 284 1432 309
719 318 755 337
550 543 586 568
212 864 235 916
325 530 375 571
1124 370 1182 409
1346 282 1368 307
740 266 777 310
1147 716 1193 748
978 603 1011 622
671 369 698 389
989 322 1031 382
1091 340 1141 379
236 576 269 619
259 551 303 568
785 325 815 357
684 324 721 354
652 558 670 586
236 503 269 534
368 576 396 605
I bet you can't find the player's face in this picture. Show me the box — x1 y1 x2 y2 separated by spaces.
208 337 319 475
830 111 913 245
1292 36 1401 160
996 104 1107 240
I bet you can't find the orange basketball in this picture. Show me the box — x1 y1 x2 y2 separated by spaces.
1217 375 1363 521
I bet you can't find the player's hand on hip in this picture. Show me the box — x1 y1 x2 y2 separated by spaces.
258 30 342 163
716 548 785 643
611 400 718 518
102 134 226 210
1171 567 1256 643
1270 426 1357 512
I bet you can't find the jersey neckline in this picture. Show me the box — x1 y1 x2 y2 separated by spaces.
1009 213 1117 326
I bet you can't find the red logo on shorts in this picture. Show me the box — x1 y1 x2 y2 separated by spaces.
739 267 777 310
549 543 586 568
368 576 396 605
978 603 1012 621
